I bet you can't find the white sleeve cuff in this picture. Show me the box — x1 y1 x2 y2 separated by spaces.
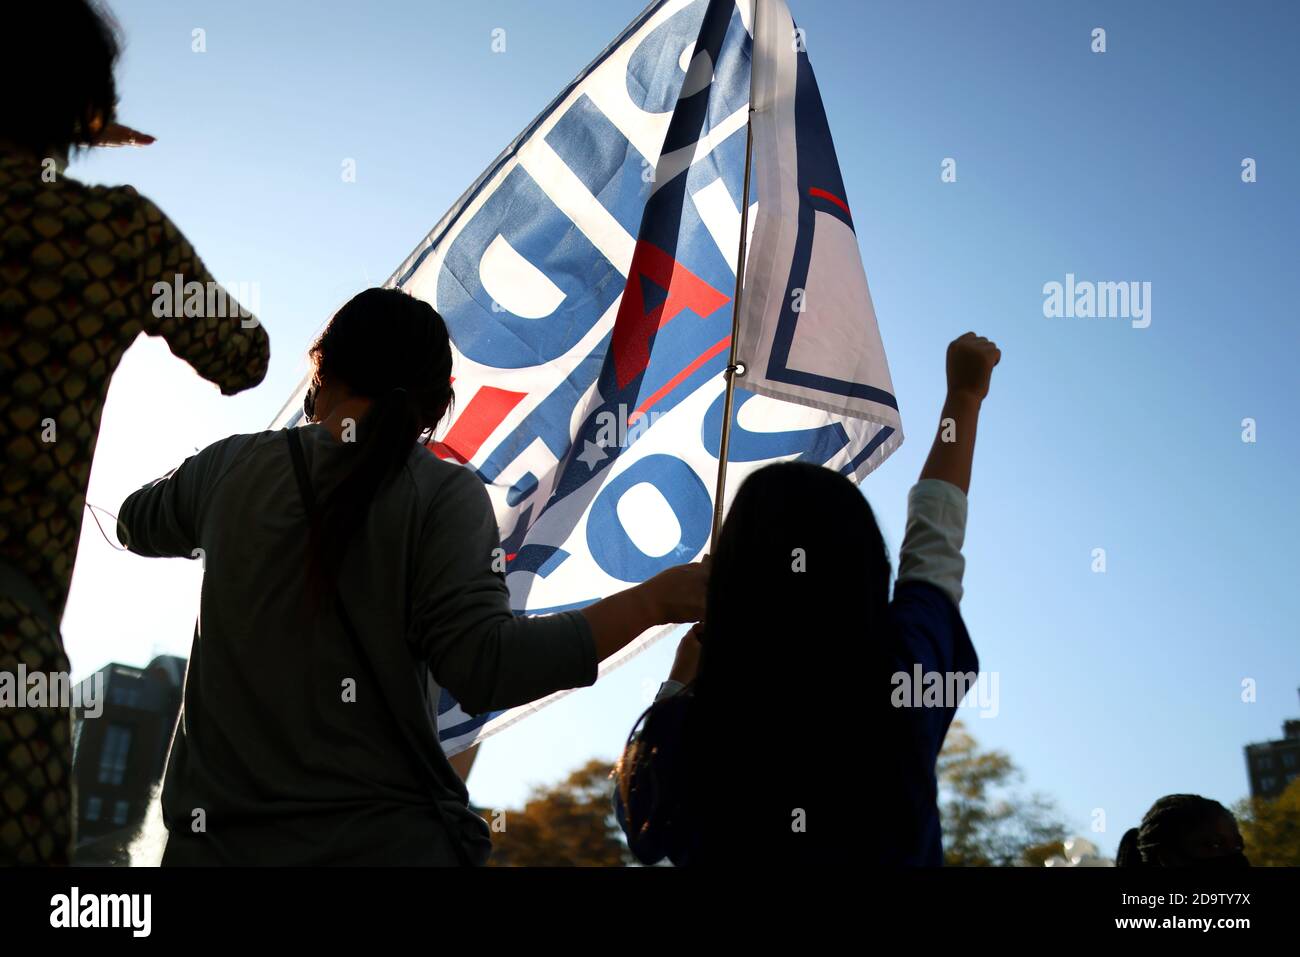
896 479 968 606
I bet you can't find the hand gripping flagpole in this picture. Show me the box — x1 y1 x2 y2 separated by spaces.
709 0 759 551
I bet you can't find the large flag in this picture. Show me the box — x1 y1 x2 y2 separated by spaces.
273 0 902 755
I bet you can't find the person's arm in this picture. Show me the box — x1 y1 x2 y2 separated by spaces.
899 333 1000 606
413 468 705 715
116 435 244 558
666 624 702 685
917 332 1001 495
581 570 705 665
646 624 702 702
136 195 271 396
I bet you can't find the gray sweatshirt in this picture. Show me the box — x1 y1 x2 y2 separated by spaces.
118 424 596 865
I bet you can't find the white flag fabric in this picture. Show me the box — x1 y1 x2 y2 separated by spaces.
739 0 902 428
272 0 901 755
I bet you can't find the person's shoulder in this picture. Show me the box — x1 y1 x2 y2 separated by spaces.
80 180 139 200
72 179 147 215
211 428 283 453
405 446 481 494
890 580 977 671
403 447 496 524
114 187 177 233
187 430 292 483
40 179 179 253
73 182 181 237
2 161 147 221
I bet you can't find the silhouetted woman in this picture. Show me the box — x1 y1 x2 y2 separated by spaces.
116 288 705 865
615 332 1001 866
0 0 268 864
1117 795 1250 867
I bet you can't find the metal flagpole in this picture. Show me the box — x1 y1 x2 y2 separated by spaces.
709 0 759 551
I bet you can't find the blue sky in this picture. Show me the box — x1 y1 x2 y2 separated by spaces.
64 0 1299 855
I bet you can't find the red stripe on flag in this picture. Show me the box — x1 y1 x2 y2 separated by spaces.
809 187 851 216
428 385 527 464
628 335 731 425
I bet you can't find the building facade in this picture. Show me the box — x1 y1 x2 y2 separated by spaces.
1243 689 1300 800
71 655 185 859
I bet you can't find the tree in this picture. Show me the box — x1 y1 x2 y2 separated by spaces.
1021 839 1066 868
482 759 633 866
1234 777 1300 867
937 720 1067 866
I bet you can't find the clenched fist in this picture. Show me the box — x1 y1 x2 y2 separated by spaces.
946 332 1001 402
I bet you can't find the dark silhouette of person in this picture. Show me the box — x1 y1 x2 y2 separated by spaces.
1117 794 1250 868
615 333 1002 865
0 0 268 865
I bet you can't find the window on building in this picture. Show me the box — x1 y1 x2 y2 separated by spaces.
1260 776 1275 792
1283 752 1297 770
97 724 132 786
1256 755 1273 770
84 796 102 822
112 800 130 827
110 684 142 708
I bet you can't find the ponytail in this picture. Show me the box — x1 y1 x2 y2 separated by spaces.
302 288 454 602
306 387 424 600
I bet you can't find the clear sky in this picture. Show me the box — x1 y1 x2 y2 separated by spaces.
63 0 1299 855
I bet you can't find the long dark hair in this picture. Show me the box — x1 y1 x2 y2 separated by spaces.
304 288 453 598
1116 794 1236 867
682 461 913 862
3 1 120 155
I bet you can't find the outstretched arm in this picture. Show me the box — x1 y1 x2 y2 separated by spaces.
414 467 706 715
580 564 706 664
917 332 1001 495
898 333 1001 606
137 196 271 396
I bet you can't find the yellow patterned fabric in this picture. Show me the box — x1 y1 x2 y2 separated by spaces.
0 149 270 863
0 596 73 865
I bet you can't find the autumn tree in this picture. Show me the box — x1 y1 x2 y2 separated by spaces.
1233 777 1300 867
1021 840 1067 867
938 720 1066 866
482 759 633 867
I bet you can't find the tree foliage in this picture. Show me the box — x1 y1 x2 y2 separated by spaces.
1233 776 1300 867
938 721 1066 866
483 759 633 867
481 723 1077 867
1021 839 1067 868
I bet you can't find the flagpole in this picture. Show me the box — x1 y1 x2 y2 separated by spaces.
709 0 759 551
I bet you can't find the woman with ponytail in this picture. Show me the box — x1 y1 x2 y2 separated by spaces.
116 288 706 865
1116 794 1250 868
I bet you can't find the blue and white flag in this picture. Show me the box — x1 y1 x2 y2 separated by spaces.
274 0 901 755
